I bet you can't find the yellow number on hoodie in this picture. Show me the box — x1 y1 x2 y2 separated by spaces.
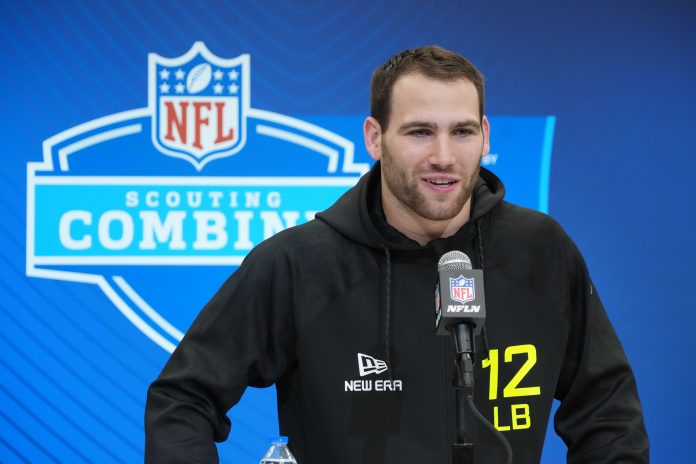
503 344 541 398
482 344 541 400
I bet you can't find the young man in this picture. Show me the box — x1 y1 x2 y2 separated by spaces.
146 46 649 463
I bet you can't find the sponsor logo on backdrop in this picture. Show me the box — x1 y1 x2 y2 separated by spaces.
27 42 369 352
481 153 498 165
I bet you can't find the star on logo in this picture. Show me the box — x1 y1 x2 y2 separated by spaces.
159 69 170 80
228 69 239 81
228 83 239 94
175 68 185 80
175 82 185 94
159 82 170 93
213 69 223 81
213 82 223 94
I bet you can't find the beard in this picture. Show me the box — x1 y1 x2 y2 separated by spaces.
380 142 480 221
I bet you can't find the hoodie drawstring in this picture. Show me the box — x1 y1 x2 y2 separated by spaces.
476 218 491 356
382 246 393 380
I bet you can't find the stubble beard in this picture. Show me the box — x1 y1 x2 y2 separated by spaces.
380 143 480 221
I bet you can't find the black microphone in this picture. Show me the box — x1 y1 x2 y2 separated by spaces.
436 251 512 464
435 250 486 339
435 250 487 393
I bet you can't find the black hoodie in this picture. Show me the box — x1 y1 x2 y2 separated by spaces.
146 164 649 463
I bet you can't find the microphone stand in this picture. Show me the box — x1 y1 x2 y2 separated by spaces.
450 324 475 464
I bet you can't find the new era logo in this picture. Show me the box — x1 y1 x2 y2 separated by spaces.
358 353 388 377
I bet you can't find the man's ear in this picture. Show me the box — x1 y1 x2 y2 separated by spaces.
481 115 490 159
363 116 382 161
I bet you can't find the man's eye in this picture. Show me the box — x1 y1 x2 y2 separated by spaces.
454 128 475 136
409 129 431 137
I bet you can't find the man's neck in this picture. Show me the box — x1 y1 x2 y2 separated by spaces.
381 193 472 246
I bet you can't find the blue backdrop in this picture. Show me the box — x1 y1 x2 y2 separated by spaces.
1 0 694 462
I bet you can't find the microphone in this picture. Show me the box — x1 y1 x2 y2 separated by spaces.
435 250 486 339
436 251 512 464
435 250 487 394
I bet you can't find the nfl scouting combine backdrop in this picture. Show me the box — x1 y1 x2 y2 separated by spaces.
27 43 371 354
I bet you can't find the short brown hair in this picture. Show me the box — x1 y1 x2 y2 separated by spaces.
370 46 485 129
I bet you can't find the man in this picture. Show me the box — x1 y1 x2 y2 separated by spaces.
146 46 649 463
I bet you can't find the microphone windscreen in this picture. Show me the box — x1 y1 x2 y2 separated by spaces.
438 250 472 271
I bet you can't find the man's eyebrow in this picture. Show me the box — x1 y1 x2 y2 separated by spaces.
398 120 481 132
455 120 482 129
398 121 437 132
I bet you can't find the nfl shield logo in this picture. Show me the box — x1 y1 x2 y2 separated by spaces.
450 276 475 304
149 42 249 170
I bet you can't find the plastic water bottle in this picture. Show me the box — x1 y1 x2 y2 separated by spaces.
259 436 297 464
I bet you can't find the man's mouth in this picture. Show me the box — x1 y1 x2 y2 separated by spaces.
424 177 458 188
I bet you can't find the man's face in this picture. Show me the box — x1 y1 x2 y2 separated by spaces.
368 73 490 224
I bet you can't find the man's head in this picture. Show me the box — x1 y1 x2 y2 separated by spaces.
370 46 485 130
363 46 490 244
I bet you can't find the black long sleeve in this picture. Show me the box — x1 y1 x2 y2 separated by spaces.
145 242 296 463
554 252 649 463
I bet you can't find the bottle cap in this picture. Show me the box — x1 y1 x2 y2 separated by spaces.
271 436 288 444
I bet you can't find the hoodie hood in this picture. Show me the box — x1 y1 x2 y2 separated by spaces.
316 162 506 250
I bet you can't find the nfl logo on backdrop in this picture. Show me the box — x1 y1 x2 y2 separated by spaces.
450 276 475 304
150 43 249 171
27 42 368 354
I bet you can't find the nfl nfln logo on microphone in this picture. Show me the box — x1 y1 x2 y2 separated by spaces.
450 276 475 304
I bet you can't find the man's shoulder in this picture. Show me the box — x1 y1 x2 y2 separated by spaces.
493 201 570 241
488 201 580 265
261 218 340 249
485 202 587 305
244 218 352 265
239 218 377 295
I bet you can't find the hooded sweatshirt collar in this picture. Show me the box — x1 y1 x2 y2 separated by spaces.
316 162 505 251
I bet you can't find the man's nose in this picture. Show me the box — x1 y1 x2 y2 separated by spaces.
429 136 455 168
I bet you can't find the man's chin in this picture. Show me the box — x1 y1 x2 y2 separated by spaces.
415 190 469 219
413 200 467 222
